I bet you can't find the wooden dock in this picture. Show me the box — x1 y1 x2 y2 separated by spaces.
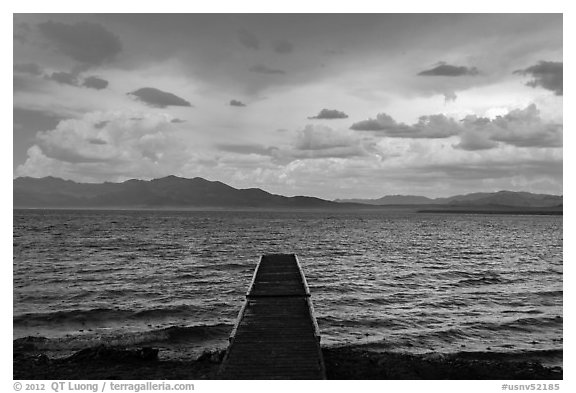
219 254 326 379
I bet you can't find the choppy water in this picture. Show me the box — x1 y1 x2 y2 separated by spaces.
13 209 563 365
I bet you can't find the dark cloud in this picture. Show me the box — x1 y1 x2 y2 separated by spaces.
46 71 79 86
170 118 186 123
308 109 349 119
14 63 43 76
94 120 109 129
237 29 260 50
350 113 397 131
44 71 110 90
88 137 107 145
514 61 563 95
230 99 247 107
351 113 460 138
249 65 286 75
38 20 122 66
273 40 294 54
82 76 109 90
127 87 192 108
418 63 479 77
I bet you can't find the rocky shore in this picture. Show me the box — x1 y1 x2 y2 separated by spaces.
13 340 562 380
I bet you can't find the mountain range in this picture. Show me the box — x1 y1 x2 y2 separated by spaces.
13 175 342 209
13 176 563 211
336 191 563 208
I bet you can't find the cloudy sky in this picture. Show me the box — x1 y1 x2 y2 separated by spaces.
13 13 563 199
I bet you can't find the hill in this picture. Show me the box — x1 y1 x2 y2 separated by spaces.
13 176 340 209
13 176 563 212
336 190 562 208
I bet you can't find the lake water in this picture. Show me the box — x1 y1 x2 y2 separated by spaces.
13 209 563 366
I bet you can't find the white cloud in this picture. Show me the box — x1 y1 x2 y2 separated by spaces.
16 111 190 182
455 104 562 150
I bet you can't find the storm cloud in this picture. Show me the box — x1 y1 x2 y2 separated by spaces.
46 71 79 86
38 20 122 66
418 63 479 77
45 72 109 90
82 76 109 90
308 109 349 119
230 99 247 107
350 114 397 132
128 87 192 108
514 61 563 95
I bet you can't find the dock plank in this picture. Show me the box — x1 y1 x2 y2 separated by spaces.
219 254 325 379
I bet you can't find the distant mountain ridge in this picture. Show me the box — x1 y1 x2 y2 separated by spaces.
335 190 562 208
13 176 562 210
336 195 438 205
13 175 340 209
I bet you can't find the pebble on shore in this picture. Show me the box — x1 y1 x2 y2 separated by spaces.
13 341 563 380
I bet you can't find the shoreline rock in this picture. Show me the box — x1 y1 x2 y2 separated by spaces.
13 343 562 380
323 347 562 380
